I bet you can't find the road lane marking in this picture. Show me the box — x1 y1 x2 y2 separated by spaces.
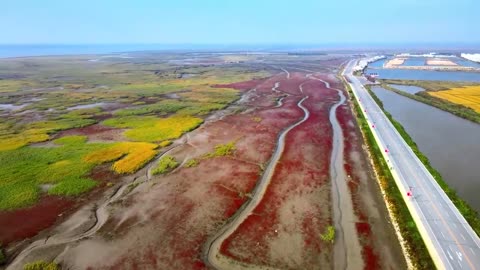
405 141 474 267
350 81 453 268
457 251 463 262
366 84 477 269
447 250 454 260
346 65 478 270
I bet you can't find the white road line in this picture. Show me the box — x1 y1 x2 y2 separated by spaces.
447 250 454 261
343 59 480 270
456 251 463 262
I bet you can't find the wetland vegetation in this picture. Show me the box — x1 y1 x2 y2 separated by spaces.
0 53 268 211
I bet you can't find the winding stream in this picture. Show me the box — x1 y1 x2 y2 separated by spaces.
8 181 130 269
308 76 363 270
8 69 360 270
204 71 361 269
203 77 310 269
8 118 205 269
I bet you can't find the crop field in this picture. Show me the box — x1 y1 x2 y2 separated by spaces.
428 85 480 113
380 79 480 123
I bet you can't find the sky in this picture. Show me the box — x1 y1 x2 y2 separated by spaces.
0 0 478 45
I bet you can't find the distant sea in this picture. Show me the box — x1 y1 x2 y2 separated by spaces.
0 44 191 58
0 44 298 58
2 43 480 59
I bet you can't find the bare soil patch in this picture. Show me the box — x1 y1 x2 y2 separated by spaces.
57 123 126 141
384 58 406 68
426 58 458 66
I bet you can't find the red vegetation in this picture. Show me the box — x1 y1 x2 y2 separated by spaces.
336 89 381 269
85 75 308 269
356 222 372 237
0 196 74 245
0 165 118 248
58 123 124 141
89 164 122 182
214 78 268 91
219 74 338 267
213 170 258 218
362 245 381 270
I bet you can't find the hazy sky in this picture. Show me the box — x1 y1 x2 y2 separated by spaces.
1 0 478 44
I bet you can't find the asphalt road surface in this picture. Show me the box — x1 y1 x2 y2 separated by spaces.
343 59 480 270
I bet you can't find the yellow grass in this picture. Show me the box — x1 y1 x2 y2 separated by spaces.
84 142 158 174
429 86 480 113
124 115 203 142
83 147 125 164
0 131 49 151
159 140 172 147
51 160 73 167
112 147 156 174
0 80 34 93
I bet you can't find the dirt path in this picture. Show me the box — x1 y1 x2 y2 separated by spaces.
309 75 363 270
203 74 311 269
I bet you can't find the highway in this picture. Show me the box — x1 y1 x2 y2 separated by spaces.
343 59 480 270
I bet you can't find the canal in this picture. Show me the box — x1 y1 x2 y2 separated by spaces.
371 86 480 213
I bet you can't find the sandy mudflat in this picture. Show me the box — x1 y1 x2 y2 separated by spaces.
384 58 406 68
426 58 458 66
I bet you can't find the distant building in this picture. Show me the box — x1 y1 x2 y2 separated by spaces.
365 73 378 82
353 56 385 73
461 53 480 63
